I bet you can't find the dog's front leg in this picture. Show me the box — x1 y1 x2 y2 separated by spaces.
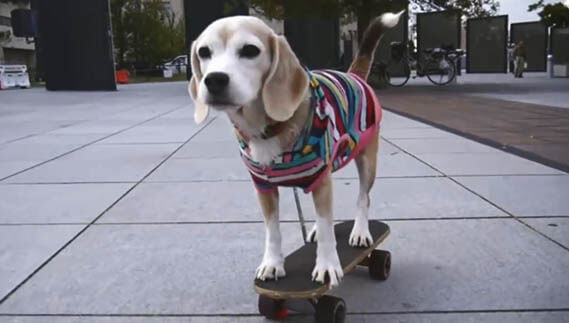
255 189 286 280
311 174 343 286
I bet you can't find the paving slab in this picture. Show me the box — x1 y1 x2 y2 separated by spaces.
327 177 506 220
99 124 197 144
2 312 568 323
0 316 274 323
0 134 104 180
413 152 564 176
174 138 399 160
0 122 62 145
0 183 132 224
173 140 241 159
0 225 84 301
5 144 179 183
149 146 440 183
98 177 504 223
333 147 441 178
146 157 251 182
0 223 303 315
380 110 433 130
98 182 297 223
0 82 189 144
332 219 569 312
351 312 569 323
453 175 569 216
390 137 500 154
47 120 152 136
99 111 199 144
187 117 236 142
521 218 569 248
2 219 569 315
0 162 37 182
381 127 460 140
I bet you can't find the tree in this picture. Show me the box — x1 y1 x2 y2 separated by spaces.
528 0 569 27
251 0 498 19
110 0 186 68
250 0 499 37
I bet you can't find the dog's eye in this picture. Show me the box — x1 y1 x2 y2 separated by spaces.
198 46 211 59
239 44 260 59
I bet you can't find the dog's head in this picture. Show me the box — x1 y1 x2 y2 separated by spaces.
189 16 308 124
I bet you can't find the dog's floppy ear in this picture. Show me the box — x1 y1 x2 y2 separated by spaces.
262 34 308 122
189 40 209 124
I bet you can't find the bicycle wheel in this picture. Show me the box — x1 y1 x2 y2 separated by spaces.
426 57 456 86
386 59 410 87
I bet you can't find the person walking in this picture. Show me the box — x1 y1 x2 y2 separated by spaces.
513 41 527 78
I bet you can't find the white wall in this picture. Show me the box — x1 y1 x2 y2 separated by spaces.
0 2 35 58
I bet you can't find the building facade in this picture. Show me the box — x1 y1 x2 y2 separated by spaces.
0 1 35 67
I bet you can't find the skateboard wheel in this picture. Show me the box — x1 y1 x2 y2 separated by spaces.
315 295 346 323
258 295 287 320
369 249 391 280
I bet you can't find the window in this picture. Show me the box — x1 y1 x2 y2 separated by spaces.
0 16 11 27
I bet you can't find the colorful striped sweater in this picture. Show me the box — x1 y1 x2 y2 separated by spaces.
236 70 382 193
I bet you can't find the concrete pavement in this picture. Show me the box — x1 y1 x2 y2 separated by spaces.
0 82 568 322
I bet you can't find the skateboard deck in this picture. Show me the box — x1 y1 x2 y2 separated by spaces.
254 220 390 299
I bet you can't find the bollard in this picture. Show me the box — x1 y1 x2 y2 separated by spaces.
547 54 553 78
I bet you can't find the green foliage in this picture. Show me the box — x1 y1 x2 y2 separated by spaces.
528 1 569 27
111 0 186 68
250 0 499 20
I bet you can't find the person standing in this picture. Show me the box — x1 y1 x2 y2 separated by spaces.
513 41 527 78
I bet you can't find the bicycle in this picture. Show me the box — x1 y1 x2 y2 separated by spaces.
374 41 462 87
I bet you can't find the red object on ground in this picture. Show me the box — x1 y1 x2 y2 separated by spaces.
116 69 129 84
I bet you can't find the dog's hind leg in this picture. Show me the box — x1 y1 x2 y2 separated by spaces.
255 189 286 280
350 131 380 247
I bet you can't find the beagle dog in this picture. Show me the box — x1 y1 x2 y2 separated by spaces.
189 12 402 286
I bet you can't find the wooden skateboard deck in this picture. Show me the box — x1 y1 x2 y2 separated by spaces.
254 220 390 299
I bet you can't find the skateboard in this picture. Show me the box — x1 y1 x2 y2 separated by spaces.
254 220 391 323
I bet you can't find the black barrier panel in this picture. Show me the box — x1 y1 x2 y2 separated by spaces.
10 9 37 37
511 22 547 72
38 0 116 90
467 15 508 73
284 17 340 69
184 0 249 78
375 10 409 76
552 27 569 64
417 11 461 55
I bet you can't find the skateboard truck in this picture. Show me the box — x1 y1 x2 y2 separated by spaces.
254 188 392 322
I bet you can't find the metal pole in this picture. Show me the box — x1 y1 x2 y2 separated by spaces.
293 188 308 244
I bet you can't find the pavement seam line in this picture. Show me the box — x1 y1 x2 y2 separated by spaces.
0 96 177 146
0 116 217 306
0 104 187 183
1 308 569 317
0 216 536 226
384 137 569 252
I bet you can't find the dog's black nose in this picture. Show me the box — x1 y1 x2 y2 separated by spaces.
204 72 229 95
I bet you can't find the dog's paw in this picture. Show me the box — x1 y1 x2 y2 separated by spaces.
349 225 373 247
312 251 344 287
256 257 286 281
307 224 317 242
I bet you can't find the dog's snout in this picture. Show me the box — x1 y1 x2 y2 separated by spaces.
204 72 229 95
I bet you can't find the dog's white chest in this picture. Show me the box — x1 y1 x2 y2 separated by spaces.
249 137 282 166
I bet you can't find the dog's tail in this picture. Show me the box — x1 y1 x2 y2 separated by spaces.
348 10 404 80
